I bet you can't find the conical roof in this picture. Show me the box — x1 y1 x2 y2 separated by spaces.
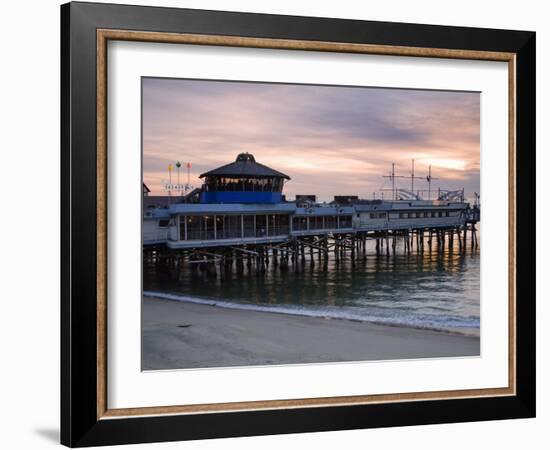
199 153 291 180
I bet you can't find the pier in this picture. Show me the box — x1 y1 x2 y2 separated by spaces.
144 222 478 279
143 153 479 278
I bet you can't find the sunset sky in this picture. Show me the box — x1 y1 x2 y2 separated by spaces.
142 78 480 202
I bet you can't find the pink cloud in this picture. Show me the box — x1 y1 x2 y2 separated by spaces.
143 78 479 201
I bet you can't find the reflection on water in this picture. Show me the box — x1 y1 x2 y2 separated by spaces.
144 236 480 336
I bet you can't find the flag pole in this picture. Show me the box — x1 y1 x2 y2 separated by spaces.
168 164 173 198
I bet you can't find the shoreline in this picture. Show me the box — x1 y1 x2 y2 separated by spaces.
143 295 480 370
144 291 479 338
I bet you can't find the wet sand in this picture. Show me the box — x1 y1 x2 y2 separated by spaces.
142 296 480 370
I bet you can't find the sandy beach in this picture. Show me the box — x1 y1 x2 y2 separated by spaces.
142 295 480 370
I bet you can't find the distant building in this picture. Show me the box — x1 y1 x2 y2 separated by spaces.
143 188 202 209
143 196 173 209
295 195 317 203
295 195 317 208
181 188 201 203
332 195 359 205
143 183 151 196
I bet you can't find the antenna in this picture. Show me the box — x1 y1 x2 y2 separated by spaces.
382 163 406 200
410 159 424 194
426 165 440 200
167 164 173 198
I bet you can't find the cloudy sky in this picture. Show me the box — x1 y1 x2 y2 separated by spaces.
143 77 480 202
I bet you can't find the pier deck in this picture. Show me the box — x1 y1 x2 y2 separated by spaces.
144 222 479 279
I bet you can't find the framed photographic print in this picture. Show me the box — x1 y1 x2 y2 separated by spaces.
60 1 536 447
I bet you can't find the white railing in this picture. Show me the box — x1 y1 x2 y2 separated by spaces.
143 229 168 243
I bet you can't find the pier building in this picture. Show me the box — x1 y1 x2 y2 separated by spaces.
199 152 290 204
143 153 479 272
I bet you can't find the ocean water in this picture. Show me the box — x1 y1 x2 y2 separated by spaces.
143 237 480 336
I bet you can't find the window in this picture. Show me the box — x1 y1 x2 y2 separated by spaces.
370 212 387 219
279 214 290 234
243 215 255 237
268 214 290 236
423 212 428 218
339 215 352 228
179 216 186 240
416 212 421 218
204 216 215 240
185 216 197 240
438 211 443 217
158 219 169 228
255 215 267 237
399 212 405 219
292 216 308 231
217 215 242 239
445 211 450 217
325 215 337 229
309 216 324 230
431 211 436 218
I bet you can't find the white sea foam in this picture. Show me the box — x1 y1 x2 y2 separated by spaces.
143 291 480 337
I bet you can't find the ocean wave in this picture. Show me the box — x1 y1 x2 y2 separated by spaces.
143 291 480 337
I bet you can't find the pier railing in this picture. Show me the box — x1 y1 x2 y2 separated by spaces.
145 224 479 280
143 229 169 245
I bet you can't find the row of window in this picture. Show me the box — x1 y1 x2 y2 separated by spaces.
177 214 354 240
362 211 454 220
179 214 291 241
397 211 451 219
292 215 353 231
369 212 387 219
203 176 284 193
173 211 457 240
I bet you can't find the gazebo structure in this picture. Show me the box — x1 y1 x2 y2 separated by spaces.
199 153 291 204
